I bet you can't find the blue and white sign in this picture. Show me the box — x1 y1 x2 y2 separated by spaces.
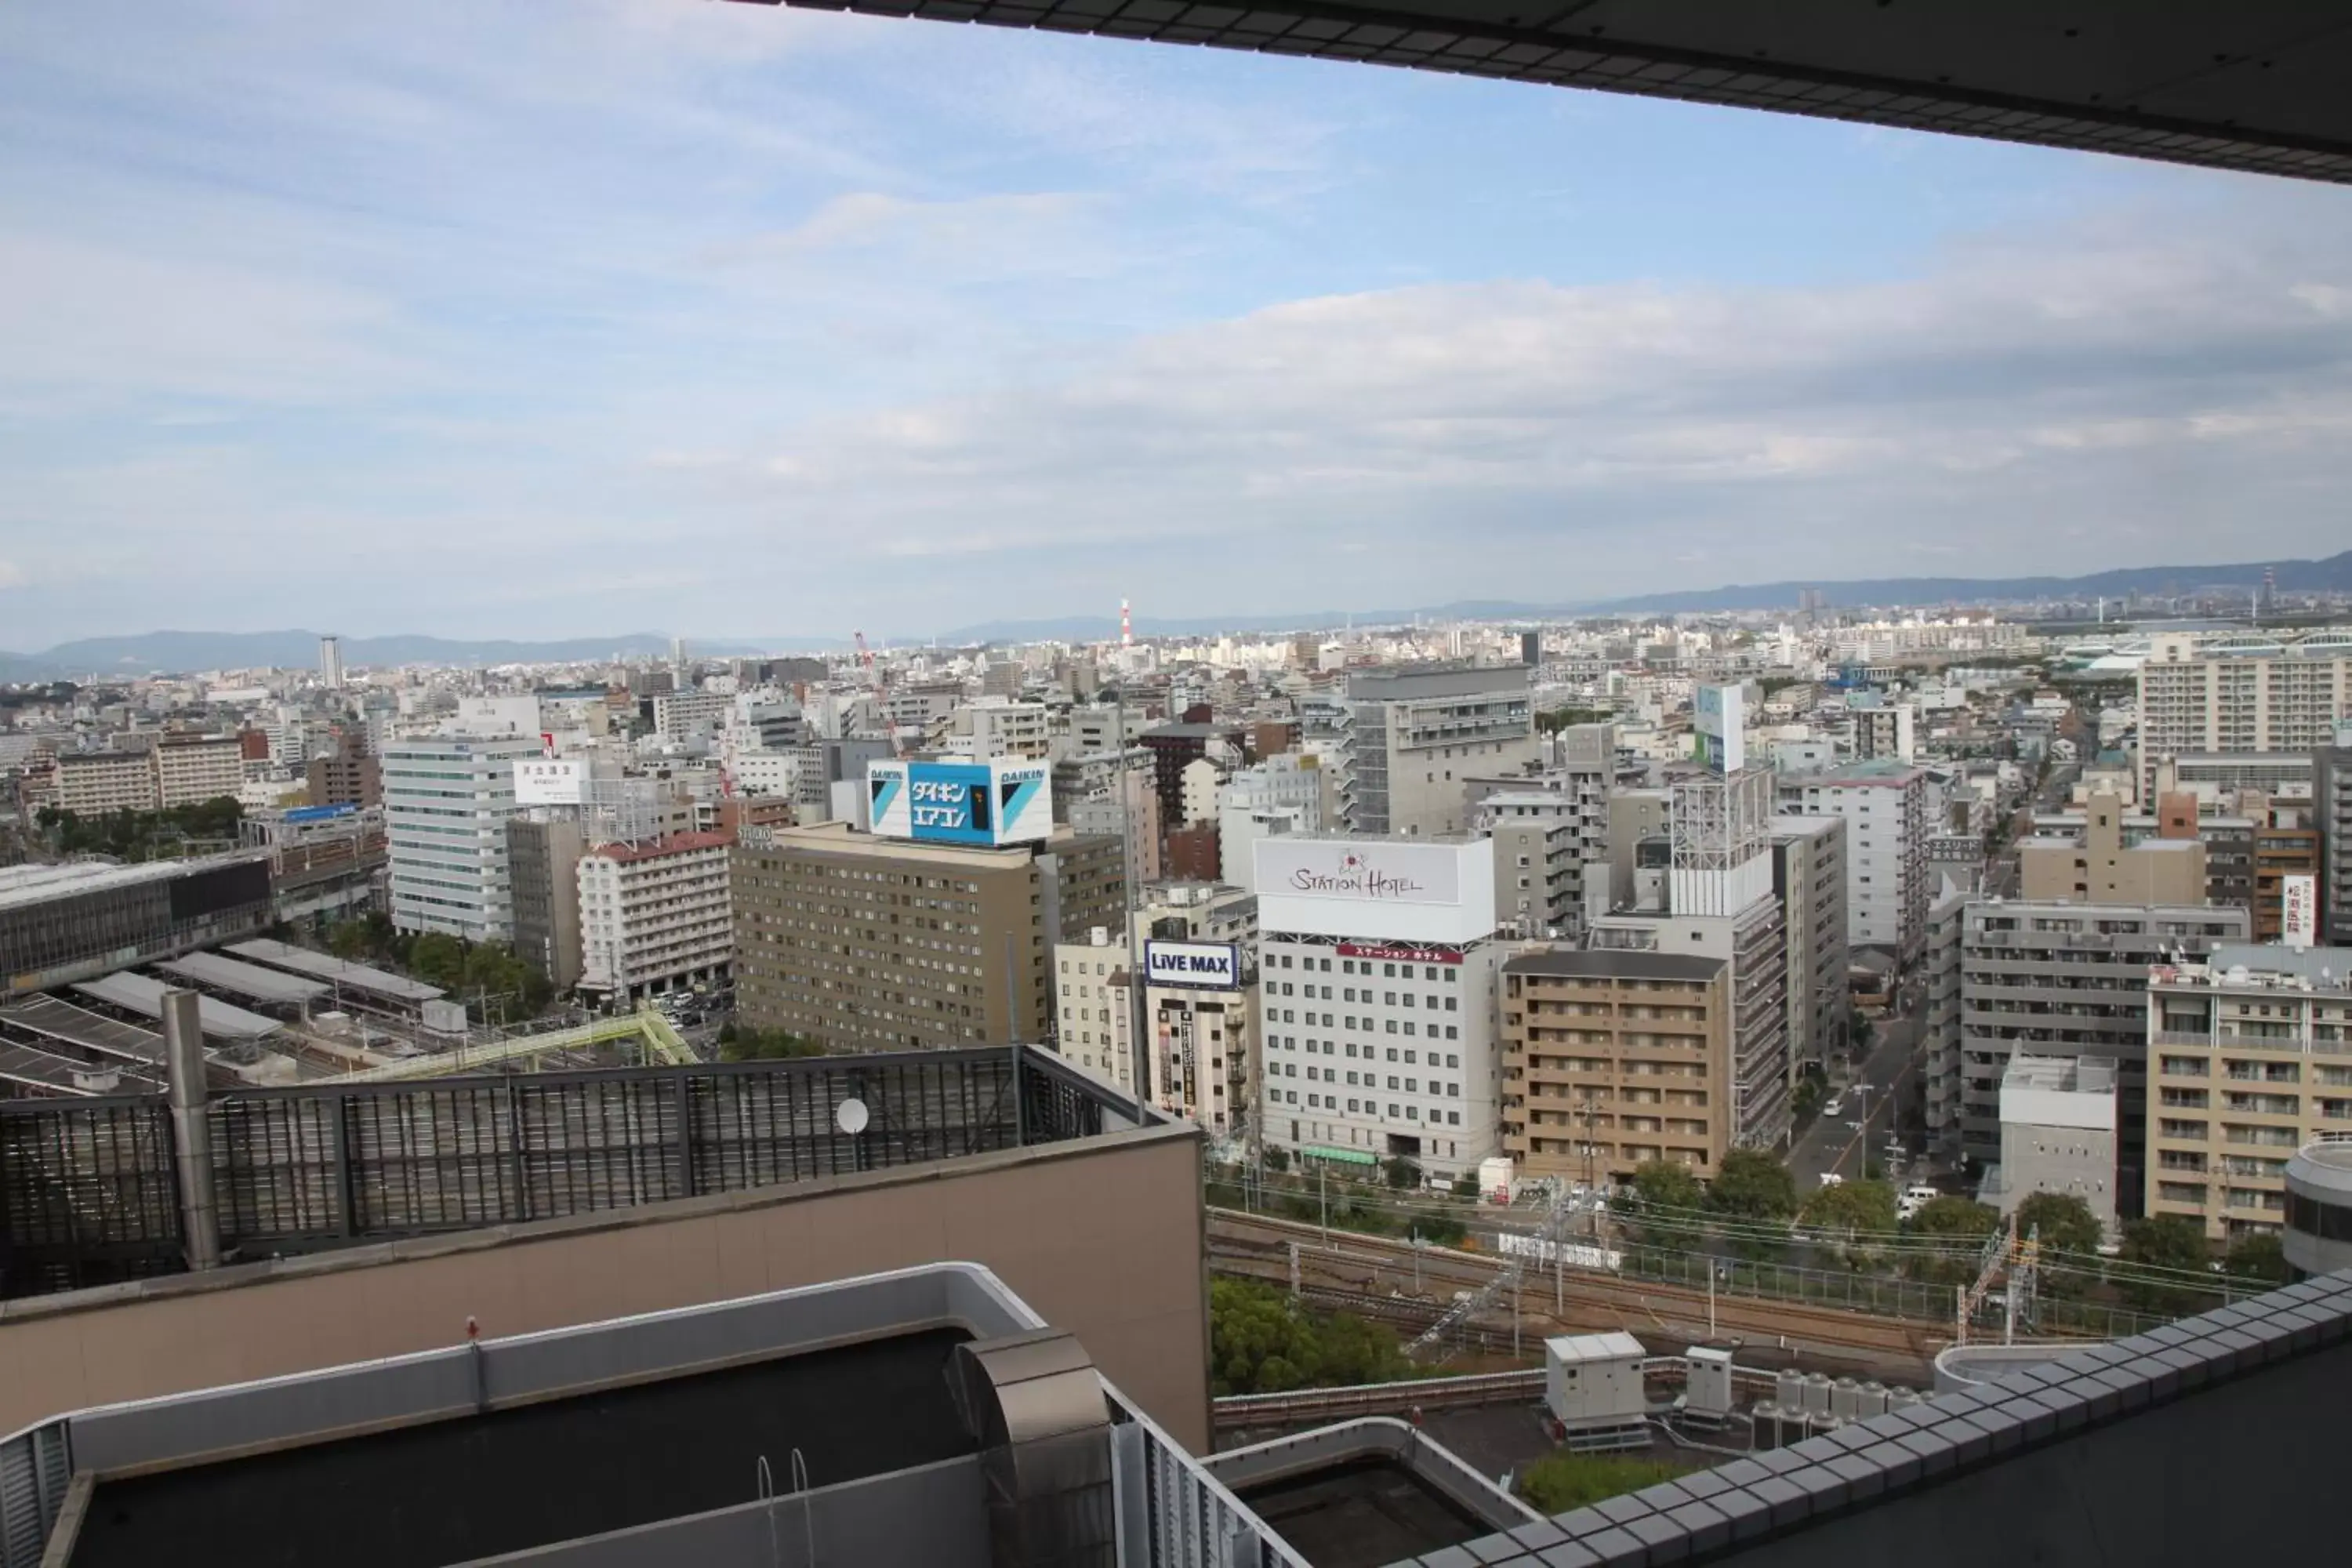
1144 940 1240 990
868 758 1051 847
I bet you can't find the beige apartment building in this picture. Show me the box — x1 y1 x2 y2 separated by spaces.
1501 947 1733 1181
55 750 162 815
2146 943 2352 1240
731 821 1123 1050
152 735 245 808
2020 790 2207 906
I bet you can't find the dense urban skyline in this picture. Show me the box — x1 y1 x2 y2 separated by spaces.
6 2 2352 649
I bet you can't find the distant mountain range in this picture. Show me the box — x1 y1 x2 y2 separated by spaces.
1578 549 2352 617
8 550 2348 679
0 630 797 682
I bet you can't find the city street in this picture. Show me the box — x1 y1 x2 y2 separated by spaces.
1788 998 1926 1192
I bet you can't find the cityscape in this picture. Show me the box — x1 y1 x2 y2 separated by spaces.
5 6 2352 1568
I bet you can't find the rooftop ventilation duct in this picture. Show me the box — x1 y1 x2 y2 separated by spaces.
946 1328 1115 1568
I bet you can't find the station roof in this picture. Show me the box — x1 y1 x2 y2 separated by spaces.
71 971 283 1042
154 951 329 1007
734 1 2352 186
226 938 446 1004
0 1040 159 1097
0 995 167 1065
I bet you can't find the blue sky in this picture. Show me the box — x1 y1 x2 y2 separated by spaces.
4 0 2352 649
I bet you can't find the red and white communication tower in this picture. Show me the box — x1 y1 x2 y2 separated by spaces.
853 630 874 673
1120 598 1133 648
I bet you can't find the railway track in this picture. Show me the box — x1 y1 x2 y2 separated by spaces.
1209 1209 1948 1368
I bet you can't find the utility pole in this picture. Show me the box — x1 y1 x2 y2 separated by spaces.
1320 1167 1330 1243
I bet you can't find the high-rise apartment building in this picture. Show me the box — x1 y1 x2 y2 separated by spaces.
1338 663 1535 839
1783 760 1932 965
577 831 735 1000
54 750 161 815
1054 927 1132 1089
507 812 586 990
1920 885 1967 1156
319 634 344 690
382 734 541 941
1938 898 2249 1201
2137 630 2352 797
1589 898 1791 1152
151 735 244 808
2317 720 2352 944
1769 814 1850 1077
1501 948 1733 1181
730 822 1123 1051
1490 815 1580 939
305 726 383 809
2144 942 2352 1241
1253 835 1502 1183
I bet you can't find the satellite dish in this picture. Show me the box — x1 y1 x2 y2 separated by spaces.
836 1098 869 1135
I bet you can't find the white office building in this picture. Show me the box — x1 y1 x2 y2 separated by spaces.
384 734 542 941
1254 835 1502 1183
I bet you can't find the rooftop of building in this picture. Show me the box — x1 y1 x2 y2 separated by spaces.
739 818 1079 868
2002 1053 2119 1097
1793 759 1927 786
2154 942 2352 994
1503 948 1725 983
0 853 267 915
583 829 735 863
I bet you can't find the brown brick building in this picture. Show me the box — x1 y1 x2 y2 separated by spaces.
731 822 1123 1051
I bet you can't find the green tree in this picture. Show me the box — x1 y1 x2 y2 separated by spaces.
2013 1192 2102 1258
1261 1145 1290 1175
1799 1178 1898 1254
1209 1279 1410 1396
1621 1160 1705 1247
720 1025 826 1062
1515 1452 1680 1514
1903 1195 2001 1285
327 920 371 960
408 932 468 993
2118 1214 2214 1312
1708 1150 1798 1222
2224 1230 2289 1286
1384 1156 1423 1191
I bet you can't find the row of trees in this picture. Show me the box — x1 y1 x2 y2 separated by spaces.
1623 1152 2286 1308
321 914 554 1023
36 798 243 862
1210 1278 1412 1396
715 1022 826 1061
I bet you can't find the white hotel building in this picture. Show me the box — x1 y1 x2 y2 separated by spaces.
1254 835 1502 1184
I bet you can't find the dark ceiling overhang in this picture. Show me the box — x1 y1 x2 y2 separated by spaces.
731 0 2352 185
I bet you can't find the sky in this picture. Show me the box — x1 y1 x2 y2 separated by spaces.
4 0 2352 650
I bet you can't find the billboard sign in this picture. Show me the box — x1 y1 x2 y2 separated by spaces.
514 757 589 806
867 758 1051 848
2283 873 2318 949
1145 941 1240 990
1336 942 1463 967
1693 683 1745 775
1255 840 1463 906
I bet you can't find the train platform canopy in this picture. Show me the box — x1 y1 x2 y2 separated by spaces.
0 995 167 1065
226 939 446 1005
0 1038 160 1097
71 971 283 1042
154 951 329 1008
